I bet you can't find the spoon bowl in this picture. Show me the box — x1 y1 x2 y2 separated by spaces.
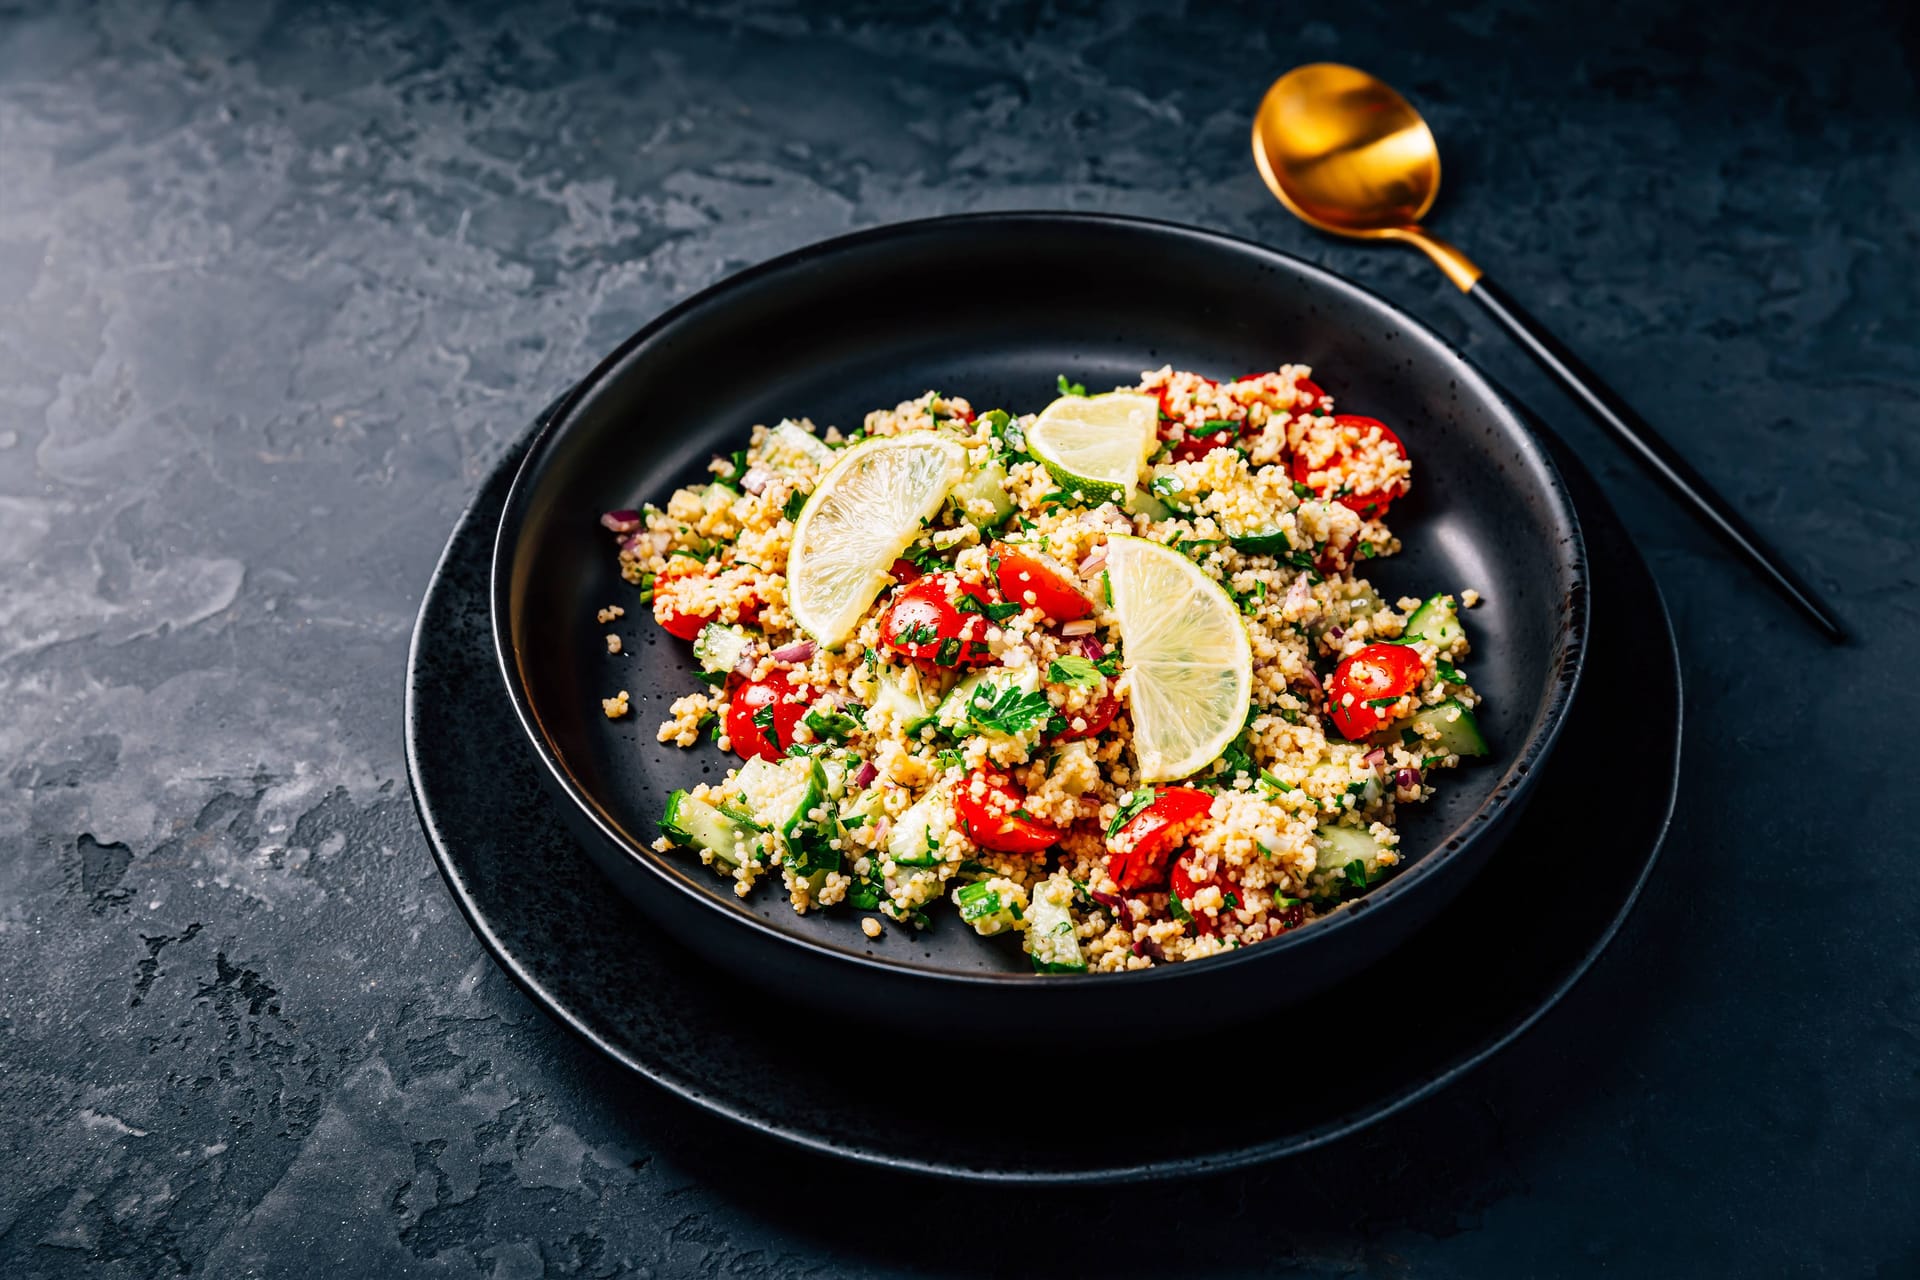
1252 62 1442 237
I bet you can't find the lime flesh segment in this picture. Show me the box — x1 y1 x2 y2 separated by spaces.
1026 392 1159 505
787 434 967 649
1105 535 1254 782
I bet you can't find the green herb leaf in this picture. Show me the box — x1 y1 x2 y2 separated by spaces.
1057 374 1087 397
782 489 808 522
1107 788 1156 837
1046 655 1102 688
964 682 1052 738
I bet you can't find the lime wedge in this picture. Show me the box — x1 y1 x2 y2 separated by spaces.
788 434 966 648
1105 536 1253 782
1026 392 1159 505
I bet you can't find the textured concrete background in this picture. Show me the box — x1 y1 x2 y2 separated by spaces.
2 1 1916 1275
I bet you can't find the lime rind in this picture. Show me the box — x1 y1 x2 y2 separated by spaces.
1026 392 1159 506
1105 535 1254 782
787 435 966 649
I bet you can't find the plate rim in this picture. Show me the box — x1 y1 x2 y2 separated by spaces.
483 210 1592 990
406 397 1678 1184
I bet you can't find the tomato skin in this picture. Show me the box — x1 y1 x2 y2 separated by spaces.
1170 851 1243 936
990 544 1091 622
725 671 809 761
878 575 993 666
953 770 1064 853
1292 376 1325 415
1106 786 1214 892
1052 688 1118 742
1291 414 1409 520
1327 642 1426 739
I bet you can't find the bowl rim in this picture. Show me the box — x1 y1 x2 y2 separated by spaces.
489 210 1589 991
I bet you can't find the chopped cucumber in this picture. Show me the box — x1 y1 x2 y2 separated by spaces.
1402 699 1488 758
1124 488 1172 521
802 703 862 744
887 783 954 867
1228 527 1293 556
1144 468 1197 515
1023 877 1086 973
1311 822 1389 894
931 664 1044 745
762 419 837 472
692 622 759 676
780 758 844 882
950 458 1015 528
871 663 947 735
660 790 754 868
1405 593 1464 649
953 876 1027 937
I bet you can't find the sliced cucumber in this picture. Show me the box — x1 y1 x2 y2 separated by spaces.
660 790 754 868
1144 469 1198 515
692 622 760 676
1228 527 1293 556
871 663 948 736
1404 592 1464 649
950 458 1015 529
1311 822 1388 894
762 419 837 472
888 783 956 867
780 757 844 881
1023 877 1086 973
1401 699 1489 758
931 663 1044 744
1124 488 1173 521
954 876 1027 937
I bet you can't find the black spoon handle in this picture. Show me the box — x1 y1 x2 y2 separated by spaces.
1467 274 1846 643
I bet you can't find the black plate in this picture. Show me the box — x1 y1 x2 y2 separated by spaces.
487 214 1587 1037
407 393 1676 1183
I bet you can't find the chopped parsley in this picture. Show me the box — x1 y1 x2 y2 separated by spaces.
1258 769 1295 794
751 704 780 748
1056 374 1087 397
954 594 1021 622
1046 655 1102 688
1191 418 1239 437
935 636 962 666
1436 659 1465 684
1292 481 1312 499
1151 473 1187 501
781 489 808 522
964 682 1052 738
1107 788 1156 837
802 706 863 743
1364 696 1403 709
1101 569 1113 607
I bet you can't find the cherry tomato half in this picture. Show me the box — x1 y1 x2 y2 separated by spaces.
954 770 1064 853
878 574 994 667
725 671 810 762
1170 851 1243 936
991 544 1091 622
1291 414 1409 520
1327 642 1426 740
1291 376 1325 415
1106 786 1213 892
1052 687 1118 742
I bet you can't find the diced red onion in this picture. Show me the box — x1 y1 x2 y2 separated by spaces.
1328 626 1344 640
619 533 647 554
1396 767 1422 789
1061 619 1098 637
853 760 878 789
1298 666 1323 697
600 509 642 534
1077 549 1108 576
1285 573 1312 611
733 649 760 677
872 817 890 844
1363 747 1387 769
1076 636 1106 661
740 467 772 495
772 639 816 663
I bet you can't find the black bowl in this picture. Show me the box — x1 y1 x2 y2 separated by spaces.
491 213 1587 1039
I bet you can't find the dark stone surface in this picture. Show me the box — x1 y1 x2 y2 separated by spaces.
0 0 1913 1275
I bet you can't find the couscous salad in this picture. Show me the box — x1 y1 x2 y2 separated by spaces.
600 367 1487 973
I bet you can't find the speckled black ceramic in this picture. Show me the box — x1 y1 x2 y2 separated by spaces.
487 214 1587 1037
413 392 1669 1182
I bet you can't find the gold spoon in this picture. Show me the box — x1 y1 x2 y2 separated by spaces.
1253 62 1845 643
